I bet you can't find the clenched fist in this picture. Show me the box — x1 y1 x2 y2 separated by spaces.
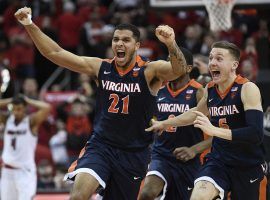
155 25 175 46
14 7 32 26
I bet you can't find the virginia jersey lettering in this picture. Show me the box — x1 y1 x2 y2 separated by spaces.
207 75 264 166
153 80 203 160
93 56 157 150
2 115 37 170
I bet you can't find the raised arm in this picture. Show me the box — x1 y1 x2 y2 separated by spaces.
25 97 51 134
144 25 188 93
14 7 102 77
193 82 263 144
0 98 12 108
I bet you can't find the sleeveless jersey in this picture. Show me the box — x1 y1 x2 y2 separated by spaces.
153 79 203 160
2 115 37 170
92 56 157 151
207 75 264 166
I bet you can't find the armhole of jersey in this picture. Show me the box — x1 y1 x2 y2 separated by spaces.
235 75 249 85
28 116 38 137
98 58 114 79
137 56 148 67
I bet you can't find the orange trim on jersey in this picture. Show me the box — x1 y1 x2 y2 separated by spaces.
167 79 197 98
136 55 147 67
115 55 146 76
207 81 215 88
235 75 249 84
259 176 267 200
215 81 235 99
189 79 203 89
68 146 86 173
211 75 249 99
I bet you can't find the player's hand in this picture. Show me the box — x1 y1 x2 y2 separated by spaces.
173 147 196 162
193 111 216 136
14 7 32 26
155 25 175 46
145 119 166 135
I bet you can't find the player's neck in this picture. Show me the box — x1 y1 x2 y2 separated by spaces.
169 76 190 91
115 54 137 70
14 117 24 126
217 74 237 93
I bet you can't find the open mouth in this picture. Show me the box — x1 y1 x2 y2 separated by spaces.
211 70 221 78
117 51 125 59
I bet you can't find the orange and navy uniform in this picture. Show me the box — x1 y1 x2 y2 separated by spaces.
147 79 204 200
65 56 157 200
206 75 264 166
153 79 203 160
92 55 157 151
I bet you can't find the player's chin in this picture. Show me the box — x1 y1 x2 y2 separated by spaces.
212 76 222 84
115 57 126 67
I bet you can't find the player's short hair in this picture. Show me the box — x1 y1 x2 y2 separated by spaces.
180 47 193 66
114 23 140 42
12 94 26 106
211 41 241 61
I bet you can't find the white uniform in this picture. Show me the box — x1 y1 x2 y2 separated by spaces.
1 115 38 200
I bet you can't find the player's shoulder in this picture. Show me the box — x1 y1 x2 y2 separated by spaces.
235 75 249 85
206 81 215 89
101 58 115 66
102 58 114 64
136 56 149 67
189 79 203 89
242 81 260 93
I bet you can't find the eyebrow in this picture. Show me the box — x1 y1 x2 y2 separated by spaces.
113 36 132 39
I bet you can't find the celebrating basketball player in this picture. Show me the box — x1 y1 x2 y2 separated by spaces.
139 48 212 200
15 7 189 200
146 41 265 200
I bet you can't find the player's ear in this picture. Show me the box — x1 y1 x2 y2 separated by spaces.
232 61 239 71
135 42 140 50
186 65 192 73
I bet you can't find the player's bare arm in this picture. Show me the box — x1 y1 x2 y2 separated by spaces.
24 96 51 134
14 7 102 77
145 25 187 94
146 87 209 134
241 82 263 111
0 98 12 108
174 137 212 162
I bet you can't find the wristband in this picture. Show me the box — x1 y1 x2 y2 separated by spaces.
19 14 32 26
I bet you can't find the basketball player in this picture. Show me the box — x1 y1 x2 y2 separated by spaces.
0 95 51 200
15 7 189 200
146 41 265 200
139 48 212 200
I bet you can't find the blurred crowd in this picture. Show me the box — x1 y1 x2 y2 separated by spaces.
0 0 270 192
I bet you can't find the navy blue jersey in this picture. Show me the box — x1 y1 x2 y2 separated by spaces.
207 75 264 166
92 56 156 151
153 79 203 160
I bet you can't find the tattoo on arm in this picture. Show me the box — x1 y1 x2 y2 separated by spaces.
167 41 187 74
